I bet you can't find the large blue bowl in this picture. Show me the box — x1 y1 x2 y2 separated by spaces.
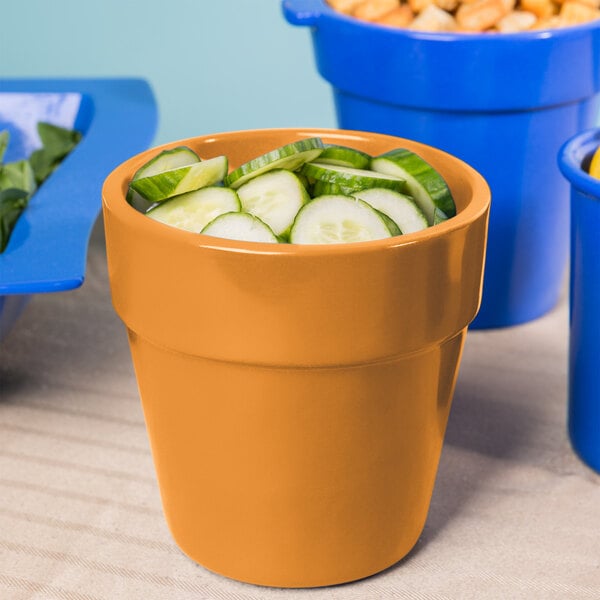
0 78 157 341
559 128 600 473
283 0 600 328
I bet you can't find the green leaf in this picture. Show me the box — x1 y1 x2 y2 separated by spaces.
37 122 81 161
0 159 37 197
30 122 81 185
0 160 37 196
0 188 29 252
0 130 9 163
29 147 59 185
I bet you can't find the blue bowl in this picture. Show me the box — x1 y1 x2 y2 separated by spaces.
0 78 157 341
283 0 600 328
559 128 600 473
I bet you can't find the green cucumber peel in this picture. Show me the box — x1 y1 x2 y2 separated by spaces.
132 146 200 181
374 209 402 236
433 207 450 225
310 179 362 198
301 161 407 194
317 144 371 169
224 137 324 189
371 149 456 224
130 155 228 202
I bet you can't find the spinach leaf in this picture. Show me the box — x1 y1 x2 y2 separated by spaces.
0 122 81 253
0 131 8 163
0 159 37 196
29 122 82 185
0 188 29 252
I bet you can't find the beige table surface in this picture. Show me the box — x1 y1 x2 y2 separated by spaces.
1 217 599 600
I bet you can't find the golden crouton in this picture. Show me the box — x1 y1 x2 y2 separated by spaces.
496 9 538 29
328 0 366 12
456 0 513 30
326 0 600 29
375 4 416 26
410 4 457 29
519 0 557 18
409 0 434 13
435 0 461 11
559 0 600 22
353 0 400 20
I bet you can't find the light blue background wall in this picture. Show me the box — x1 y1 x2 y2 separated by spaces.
1 1 336 145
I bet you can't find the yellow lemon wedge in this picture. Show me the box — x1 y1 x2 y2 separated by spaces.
589 146 600 180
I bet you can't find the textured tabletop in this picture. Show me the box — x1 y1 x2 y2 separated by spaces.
1 218 599 600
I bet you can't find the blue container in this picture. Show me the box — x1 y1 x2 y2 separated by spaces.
0 79 157 341
559 128 600 474
282 0 600 328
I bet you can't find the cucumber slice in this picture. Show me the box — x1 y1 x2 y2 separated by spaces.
295 171 311 192
310 179 359 198
147 186 240 233
126 187 156 213
371 149 455 224
127 146 201 211
433 207 449 225
374 209 402 236
301 161 407 194
352 188 428 235
317 144 371 169
201 211 279 243
132 146 200 180
129 155 228 202
126 146 200 213
224 138 324 189
236 169 309 238
289 195 392 245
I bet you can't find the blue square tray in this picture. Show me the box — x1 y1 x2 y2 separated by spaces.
0 78 158 340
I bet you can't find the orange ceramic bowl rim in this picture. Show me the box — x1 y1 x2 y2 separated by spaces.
102 127 490 256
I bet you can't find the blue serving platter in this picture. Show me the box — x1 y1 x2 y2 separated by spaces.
0 78 158 340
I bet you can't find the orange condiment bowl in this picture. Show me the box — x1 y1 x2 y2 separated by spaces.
102 128 490 588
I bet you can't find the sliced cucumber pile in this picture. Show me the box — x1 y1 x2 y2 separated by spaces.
128 139 456 244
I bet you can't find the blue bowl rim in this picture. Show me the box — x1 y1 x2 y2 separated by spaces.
283 0 600 42
558 128 600 200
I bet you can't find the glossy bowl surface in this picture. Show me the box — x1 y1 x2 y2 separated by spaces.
559 128 600 473
0 78 157 341
103 127 490 587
